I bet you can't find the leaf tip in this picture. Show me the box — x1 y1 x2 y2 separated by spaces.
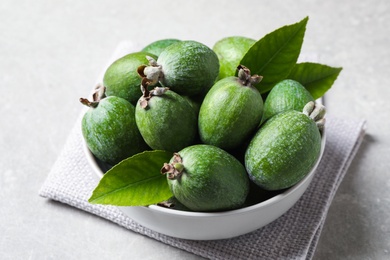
301 16 309 27
88 197 97 204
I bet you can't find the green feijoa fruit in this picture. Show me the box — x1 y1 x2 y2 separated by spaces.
213 36 255 79
142 38 181 56
245 102 325 191
198 65 264 150
80 87 148 165
261 79 314 124
161 144 249 212
135 87 197 152
103 52 157 105
139 40 219 96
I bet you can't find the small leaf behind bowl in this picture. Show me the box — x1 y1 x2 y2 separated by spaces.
287 62 343 100
88 150 173 206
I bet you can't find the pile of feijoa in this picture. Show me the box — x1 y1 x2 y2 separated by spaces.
83 18 341 212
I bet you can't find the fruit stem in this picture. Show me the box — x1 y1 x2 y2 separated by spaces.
137 56 163 87
139 84 169 109
174 163 184 172
237 65 263 87
160 153 184 180
302 101 326 129
151 87 169 96
79 98 98 108
157 200 174 208
79 84 106 108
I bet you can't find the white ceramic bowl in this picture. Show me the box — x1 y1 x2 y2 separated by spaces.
84 127 326 240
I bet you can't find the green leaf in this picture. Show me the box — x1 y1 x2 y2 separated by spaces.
288 62 343 99
88 150 173 206
240 17 308 94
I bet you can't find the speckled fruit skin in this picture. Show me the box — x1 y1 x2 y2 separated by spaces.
212 36 255 79
245 110 321 191
142 39 181 57
135 90 197 152
103 52 157 105
157 40 219 96
82 96 148 165
198 77 263 150
167 144 249 212
261 79 314 124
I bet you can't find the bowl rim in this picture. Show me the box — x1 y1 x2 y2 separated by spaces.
83 123 326 218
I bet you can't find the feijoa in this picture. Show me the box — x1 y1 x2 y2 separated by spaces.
198 65 263 150
80 86 148 165
161 144 249 212
245 102 325 190
142 39 181 56
139 40 219 96
213 36 255 79
103 52 157 105
261 79 314 124
135 86 197 152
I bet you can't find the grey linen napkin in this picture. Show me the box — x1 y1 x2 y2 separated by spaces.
39 42 367 260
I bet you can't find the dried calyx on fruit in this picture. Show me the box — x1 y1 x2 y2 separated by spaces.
137 56 162 88
79 84 106 108
237 65 263 87
138 79 169 109
161 153 184 180
302 101 326 130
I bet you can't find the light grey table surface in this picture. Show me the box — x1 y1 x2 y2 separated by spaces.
1 0 389 259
